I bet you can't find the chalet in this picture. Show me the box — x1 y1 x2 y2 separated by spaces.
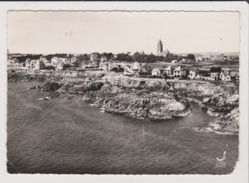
220 70 239 81
151 68 161 77
132 62 141 72
25 58 31 68
51 57 60 65
220 71 233 81
139 64 151 74
56 62 65 71
108 61 118 71
173 66 187 78
230 71 239 81
61 58 71 65
34 60 46 70
210 67 222 80
164 66 174 78
13 58 20 64
7 59 15 65
188 68 199 79
40 56 48 63
196 56 204 62
44 62 55 69
197 69 210 79
30 60 37 69
70 57 77 64
99 61 109 71
225 74 231 81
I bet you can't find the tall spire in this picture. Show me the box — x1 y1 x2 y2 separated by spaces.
157 40 163 55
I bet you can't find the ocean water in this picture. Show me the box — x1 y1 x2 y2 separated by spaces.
7 82 238 174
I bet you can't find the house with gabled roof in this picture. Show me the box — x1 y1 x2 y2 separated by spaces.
164 66 174 78
173 66 188 78
230 70 239 81
188 68 199 79
210 67 222 80
220 70 239 81
132 62 141 72
197 68 210 79
220 70 231 81
151 68 161 77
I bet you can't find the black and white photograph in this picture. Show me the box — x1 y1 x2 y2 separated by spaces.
1 2 248 182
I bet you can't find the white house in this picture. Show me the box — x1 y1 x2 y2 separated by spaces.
51 57 60 65
220 71 229 81
230 71 239 81
34 60 46 70
30 60 37 69
220 70 239 81
164 66 174 77
225 74 231 81
188 68 199 79
40 56 49 63
56 62 65 71
61 58 71 65
25 58 31 68
174 66 187 78
132 62 141 72
7 59 15 65
195 56 204 62
151 68 161 77
99 60 109 71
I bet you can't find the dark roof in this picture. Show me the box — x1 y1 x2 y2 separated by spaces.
199 69 210 76
210 67 222 73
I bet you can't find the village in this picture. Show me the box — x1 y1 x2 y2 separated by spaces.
7 51 239 83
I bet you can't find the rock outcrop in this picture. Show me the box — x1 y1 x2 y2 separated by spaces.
92 91 191 120
27 72 239 134
209 107 239 135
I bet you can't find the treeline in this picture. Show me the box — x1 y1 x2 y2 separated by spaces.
115 52 195 63
9 52 196 63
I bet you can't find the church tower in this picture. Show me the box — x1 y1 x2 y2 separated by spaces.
157 40 163 55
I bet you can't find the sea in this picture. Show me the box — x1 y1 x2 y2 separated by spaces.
7 81 239 174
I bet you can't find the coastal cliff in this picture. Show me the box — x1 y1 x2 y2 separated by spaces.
27 71 239 134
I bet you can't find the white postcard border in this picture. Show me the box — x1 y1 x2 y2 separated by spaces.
0 2 248 183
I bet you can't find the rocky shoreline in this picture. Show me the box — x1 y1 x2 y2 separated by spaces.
11 70 239 135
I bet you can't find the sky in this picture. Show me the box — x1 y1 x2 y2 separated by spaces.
7 11 240 54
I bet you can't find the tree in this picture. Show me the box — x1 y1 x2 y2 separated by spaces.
117 53 133 62
132 52 141 62
187 54 196 60
165 53 178 62
76 54 90 65
100 52 113 60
